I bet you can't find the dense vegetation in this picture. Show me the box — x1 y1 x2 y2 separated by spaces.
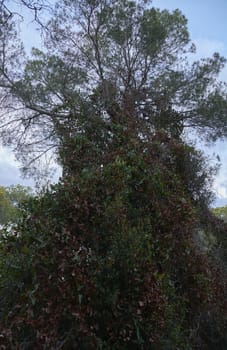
0 134 226 349
0 0 226 348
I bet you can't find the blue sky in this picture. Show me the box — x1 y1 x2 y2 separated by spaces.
1 0 227 205
153 0 227 42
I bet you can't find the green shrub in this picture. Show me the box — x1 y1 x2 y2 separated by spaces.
0 134 226 349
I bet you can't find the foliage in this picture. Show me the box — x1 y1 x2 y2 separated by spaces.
0 1 226 349
0 135 226 349
212 206 227 222
210 206 227 270
0 1 227 172
0 185 32 225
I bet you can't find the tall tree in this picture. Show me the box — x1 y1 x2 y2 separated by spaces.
0 2 226 348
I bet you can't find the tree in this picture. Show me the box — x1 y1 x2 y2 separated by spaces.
0 185 32 224
0 0 227 173
211 206 227 268
0 1 226 349
212 206 227 222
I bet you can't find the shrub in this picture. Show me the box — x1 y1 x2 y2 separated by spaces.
0 134 226 349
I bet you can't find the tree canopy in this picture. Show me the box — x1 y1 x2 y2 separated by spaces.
0 0 227 173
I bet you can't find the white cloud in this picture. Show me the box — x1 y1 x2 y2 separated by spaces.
213 182 227 199
0 146 61 189
0 147 19 167
0 146 34 187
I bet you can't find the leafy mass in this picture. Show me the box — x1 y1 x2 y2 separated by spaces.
0 0 226 348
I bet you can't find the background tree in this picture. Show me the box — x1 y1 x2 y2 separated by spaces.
211 206 227 271
213 206 227 222
0 185 32 224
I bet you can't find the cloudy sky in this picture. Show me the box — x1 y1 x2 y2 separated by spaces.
1 0 227 205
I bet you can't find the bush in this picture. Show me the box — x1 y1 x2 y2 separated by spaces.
0 134 226 349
